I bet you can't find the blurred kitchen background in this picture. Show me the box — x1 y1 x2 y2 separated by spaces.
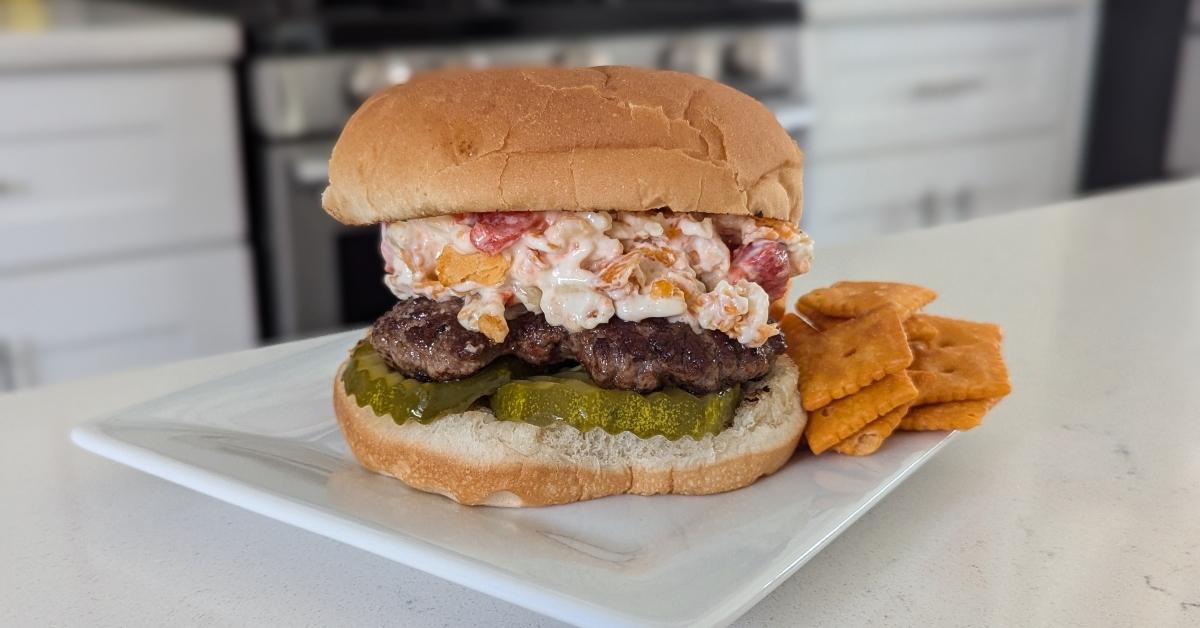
0 0 1196 389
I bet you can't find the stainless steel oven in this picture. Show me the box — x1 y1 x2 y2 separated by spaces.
261 141 391 337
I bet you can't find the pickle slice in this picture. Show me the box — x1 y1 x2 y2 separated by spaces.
343 341 527 424
343 341 742 440
489 376 742 441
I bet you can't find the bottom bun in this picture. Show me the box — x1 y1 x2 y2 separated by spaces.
333 355 805 507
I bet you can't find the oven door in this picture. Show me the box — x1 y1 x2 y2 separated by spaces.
263 142 394 339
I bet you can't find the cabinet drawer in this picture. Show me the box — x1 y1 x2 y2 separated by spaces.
0 245 256 388
808 11 1080 155
803 135 1064 244
0 66 244 270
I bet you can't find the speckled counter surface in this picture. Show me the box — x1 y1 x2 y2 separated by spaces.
3 179 1199 627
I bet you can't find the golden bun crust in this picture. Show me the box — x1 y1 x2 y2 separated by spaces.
322 66 804 225
333 355 805 507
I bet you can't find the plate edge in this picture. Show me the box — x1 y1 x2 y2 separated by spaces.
704 431 962 625
68 424 959 628
69 422 701 628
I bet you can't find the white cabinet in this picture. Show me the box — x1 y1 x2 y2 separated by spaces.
803 1 1098 243
804 136 1060 243
0 245 255 388
0 66 244 270
0 11 255 389
806 14 1078 157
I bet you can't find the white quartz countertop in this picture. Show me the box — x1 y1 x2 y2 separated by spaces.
0 1 239 70
3 179 1200 627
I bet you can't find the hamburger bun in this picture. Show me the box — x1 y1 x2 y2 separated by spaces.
333 354 805 507
322 66 804 226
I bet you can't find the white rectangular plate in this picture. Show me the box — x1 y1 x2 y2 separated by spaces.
72 331 957 627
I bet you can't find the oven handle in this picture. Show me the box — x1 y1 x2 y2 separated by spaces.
291 157 331 187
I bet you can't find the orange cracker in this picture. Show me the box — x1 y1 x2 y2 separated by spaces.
781 313 827 407
436 246 509 286
792 305 914 411
798 281 937 319
804 373 918 455
910 314 1002 348
907 370 941 406
903 316 939 343
780 312 821 354
832 403 911 456
794 299 847 331
909 341 1011 403
476 314 508 344
769 298 787 322
897 399 997 431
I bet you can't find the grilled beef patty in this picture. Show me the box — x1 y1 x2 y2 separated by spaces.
368 297 784 394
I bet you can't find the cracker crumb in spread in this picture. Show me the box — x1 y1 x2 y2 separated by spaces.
380 210 813 346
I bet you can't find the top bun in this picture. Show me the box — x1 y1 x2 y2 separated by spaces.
322 66 804 225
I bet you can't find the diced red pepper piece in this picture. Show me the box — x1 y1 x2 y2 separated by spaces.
727 239 791 300
469 212 546 254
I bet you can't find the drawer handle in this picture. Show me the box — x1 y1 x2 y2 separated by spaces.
0 339 15 391
918 190 938 227
910 78 983 101
954 187 974 219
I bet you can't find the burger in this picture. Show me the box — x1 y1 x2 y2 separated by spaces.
324 66 812 506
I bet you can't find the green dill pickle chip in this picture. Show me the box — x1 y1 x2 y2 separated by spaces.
343 341 742 439
342 341 526 424
489 375 742 441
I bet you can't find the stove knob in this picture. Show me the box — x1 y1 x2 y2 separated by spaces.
660 39 721 79
554 46 612 68
346 56 412 102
